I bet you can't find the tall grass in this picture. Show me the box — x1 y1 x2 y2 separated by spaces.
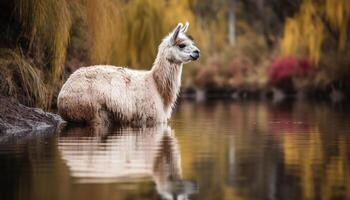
85 0 121 65
16 0 71 81
0 49 48 108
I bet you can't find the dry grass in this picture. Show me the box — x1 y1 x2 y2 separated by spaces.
84 0 121 64
16 0 72 81
0 49 48 108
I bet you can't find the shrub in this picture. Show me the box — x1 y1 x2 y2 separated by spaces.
268 56 312 83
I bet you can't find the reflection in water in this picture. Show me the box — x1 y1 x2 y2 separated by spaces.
1 101 350 200
58 125 197 200
174 101 350 200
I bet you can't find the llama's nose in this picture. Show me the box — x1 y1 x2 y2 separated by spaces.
191 50 200 60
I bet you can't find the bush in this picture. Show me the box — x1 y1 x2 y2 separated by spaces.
189 32 270 90
268 56 312 83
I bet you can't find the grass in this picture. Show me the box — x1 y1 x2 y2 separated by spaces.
16 0 72 81
0 49 48 108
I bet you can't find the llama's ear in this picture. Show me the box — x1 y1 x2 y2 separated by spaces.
181 22 189 33
171 23 183 45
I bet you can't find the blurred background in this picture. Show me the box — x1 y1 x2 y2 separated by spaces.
0 0 349 109
1 1 350 200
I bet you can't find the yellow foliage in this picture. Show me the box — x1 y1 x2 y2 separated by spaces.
116 0 210 68
325 0 350 49
15 0 229 74
282 0 349 64
282 0 324 63
72 0 211 68
17 0 72 81
85 0 121 65
10 0 233 107
119 0 168 67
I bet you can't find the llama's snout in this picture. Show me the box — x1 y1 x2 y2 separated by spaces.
190 49 200 60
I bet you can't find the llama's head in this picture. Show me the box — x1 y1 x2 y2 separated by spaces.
159 22 200 64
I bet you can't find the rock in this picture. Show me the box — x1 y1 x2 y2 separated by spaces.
330 89 345 103
0 96 65 134
271 87 286 103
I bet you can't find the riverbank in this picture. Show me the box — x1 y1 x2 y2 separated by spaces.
0 96 64 134
180 85 350 103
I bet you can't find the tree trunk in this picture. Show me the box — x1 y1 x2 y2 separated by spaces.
228 0 236 46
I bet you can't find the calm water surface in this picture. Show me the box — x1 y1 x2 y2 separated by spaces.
1 101 350 200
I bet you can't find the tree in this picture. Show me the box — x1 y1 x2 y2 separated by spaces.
282 0 350 65
228 0 236 46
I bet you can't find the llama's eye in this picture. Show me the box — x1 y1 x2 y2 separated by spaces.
178 44 186 49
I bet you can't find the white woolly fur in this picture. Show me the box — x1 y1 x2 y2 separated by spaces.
57 22 200 126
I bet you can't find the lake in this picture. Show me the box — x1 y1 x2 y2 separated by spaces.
1 100 350 200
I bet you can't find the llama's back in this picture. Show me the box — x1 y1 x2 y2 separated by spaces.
57 65 150 123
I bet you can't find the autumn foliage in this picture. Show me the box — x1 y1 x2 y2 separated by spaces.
282 0 350 65
0 0 349 108
268 57 312 83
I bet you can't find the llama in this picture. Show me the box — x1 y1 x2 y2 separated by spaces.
57 22 200 126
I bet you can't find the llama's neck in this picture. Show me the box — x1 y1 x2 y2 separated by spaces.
151 54 183 109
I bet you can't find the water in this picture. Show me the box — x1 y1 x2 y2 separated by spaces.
1 101 350 200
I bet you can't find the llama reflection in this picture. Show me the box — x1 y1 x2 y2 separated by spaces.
58 125 196 199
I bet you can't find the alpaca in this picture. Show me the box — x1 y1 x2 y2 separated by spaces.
57 22 200 126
